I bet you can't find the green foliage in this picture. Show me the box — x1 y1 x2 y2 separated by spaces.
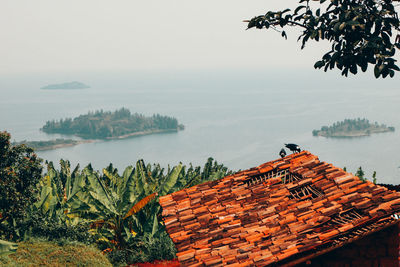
0 131 43 241
246 0 400 78
355 166 365 181
32 157 231 262
1 132 230 263
175 157 230 189
32 160 164 254
20 210 95 245
41 108 183 139
345 166 377 183
33 160 82 222
106 232 176 266
372 171 377 184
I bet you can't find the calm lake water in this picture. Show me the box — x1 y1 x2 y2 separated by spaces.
1 69 400 184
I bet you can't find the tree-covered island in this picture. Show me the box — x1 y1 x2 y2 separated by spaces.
313 118 395 138
41 108 184 139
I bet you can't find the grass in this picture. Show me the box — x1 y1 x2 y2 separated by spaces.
0 240 112 267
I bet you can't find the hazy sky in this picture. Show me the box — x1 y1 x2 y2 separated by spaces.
3 0 400 76
0 0 344 74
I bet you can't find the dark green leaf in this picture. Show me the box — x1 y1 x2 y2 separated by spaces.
341 67 349 77
374 65 380 78
294 6 306 15
350 65 357 75
314 60 325 69
392 65 400 71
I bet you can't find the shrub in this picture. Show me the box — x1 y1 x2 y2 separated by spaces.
0 131 42 241
106 231 176 266
21 210 96 245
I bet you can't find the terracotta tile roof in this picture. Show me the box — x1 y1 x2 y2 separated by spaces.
159 151 400 266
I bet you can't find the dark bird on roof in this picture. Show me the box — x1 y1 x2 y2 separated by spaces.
279 148 286 158
285 143 301 153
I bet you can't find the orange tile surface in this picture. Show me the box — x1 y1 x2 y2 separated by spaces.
159 151 400 266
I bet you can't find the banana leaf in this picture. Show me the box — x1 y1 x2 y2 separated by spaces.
123 192 157 219
119 166 138 213
119 165 134 196
69 168 85 199
159 164 183 196
85 168 116 211
151 212 159 237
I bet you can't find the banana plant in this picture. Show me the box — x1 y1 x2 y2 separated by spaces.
33 158 230 251
129 162 183 237
34 160 84 224
175 157 231 189
67 160 183 250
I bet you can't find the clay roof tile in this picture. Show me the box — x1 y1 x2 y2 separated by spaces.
160 151 400 266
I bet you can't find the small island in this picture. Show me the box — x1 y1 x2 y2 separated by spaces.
41 108 184 140
13 139 94 151
313 118 395 138
41 81 90 90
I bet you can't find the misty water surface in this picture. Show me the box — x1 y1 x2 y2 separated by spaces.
1 69 399 184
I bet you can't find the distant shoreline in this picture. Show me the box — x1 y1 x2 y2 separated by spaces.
314 128 394 138
34 140 95 151
104 128 178 140
28 129 180 151
14 139 96 151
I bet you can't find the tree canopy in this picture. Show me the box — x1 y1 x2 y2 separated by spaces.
0 131 42 240
42 108 183 139
246 0 400 78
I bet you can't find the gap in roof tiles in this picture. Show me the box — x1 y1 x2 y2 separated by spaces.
312 209 364 236
328 209 363 226
282 172 304 184
246 168 319 187
330 218 396 246
288 184 324 200
245 168 325 200
245 168 291 186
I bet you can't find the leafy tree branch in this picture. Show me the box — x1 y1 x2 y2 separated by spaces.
246 0 400 78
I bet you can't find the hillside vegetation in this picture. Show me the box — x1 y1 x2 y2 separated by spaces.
41 108 184 139
0 131 230 266
313 118 395 138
